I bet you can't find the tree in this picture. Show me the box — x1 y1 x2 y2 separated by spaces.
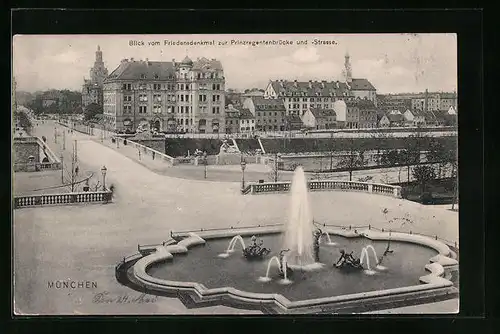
336 137 367 181
84 103 103 121
412 165 437 198
426 138 448 178
15 110 32 134
381 149 404 182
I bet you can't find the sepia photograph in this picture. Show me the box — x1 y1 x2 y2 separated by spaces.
12 33 459 315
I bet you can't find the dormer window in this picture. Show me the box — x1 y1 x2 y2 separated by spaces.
140 74 146 79
154 74 159 79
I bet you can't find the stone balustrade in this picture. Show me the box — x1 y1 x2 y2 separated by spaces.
14 190 113 209
244 180 402 198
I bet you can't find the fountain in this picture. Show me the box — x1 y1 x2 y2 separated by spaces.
282 166 317 269
120 166 459 314
359 245 387 274
218 235 246 258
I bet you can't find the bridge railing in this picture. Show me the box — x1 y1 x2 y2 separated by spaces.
14 190 113 209
244 180 402 198
113 136 178 166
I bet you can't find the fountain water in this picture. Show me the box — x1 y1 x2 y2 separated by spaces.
283 166 315 268
218 235 246 258
258 256 281 282
258 255 293 284
360 245 387 274
320 232 337 246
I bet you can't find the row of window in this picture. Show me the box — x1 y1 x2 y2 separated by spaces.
256 111 284 117
124 94 221 103
121 82 222 91
225 119 255 125
123 105 222 114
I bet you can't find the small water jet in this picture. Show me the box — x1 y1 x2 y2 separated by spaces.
320 232 337 246
360 245 387 274
258 256 287 283
218 235 246 257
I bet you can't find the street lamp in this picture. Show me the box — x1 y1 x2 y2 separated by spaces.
203 151 208 179
240 157 247 190
101 165 107 191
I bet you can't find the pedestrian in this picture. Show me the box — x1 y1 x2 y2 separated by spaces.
152 151 155 160
138 149 141 160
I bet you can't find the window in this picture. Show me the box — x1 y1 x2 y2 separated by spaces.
153 105 162 114
139 106 147 113
140 74 146 79
153 94 161 102
212 95 216 102
139 94 147 102
180 84 184 90
216 95 220 102
123 105 131 113
180 95 184 102
180 106 184 113
257 112 260 117
185 95 189 102
153 83 161 90
124 95 132 102
122 83 132 90
212 107 216 114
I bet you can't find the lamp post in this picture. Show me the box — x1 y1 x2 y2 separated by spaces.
101 165 107 191
60 154 64 184
240 157 247 190
203 151 208 179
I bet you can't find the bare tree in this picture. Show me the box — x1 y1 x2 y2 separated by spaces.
336 137 367 181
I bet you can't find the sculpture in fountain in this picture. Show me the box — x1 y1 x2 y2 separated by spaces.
243 235 271 260
219 235 270 260
334 249 363 270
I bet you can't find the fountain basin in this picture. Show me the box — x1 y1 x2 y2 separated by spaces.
118 225 458 314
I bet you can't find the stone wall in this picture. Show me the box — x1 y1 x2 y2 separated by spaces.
13 141 40 164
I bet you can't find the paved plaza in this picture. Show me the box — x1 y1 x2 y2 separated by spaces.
14 122 459 314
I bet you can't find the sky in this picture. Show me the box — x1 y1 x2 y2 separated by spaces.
13 34 457 94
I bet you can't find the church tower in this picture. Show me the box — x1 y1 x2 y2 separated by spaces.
343 52 353 84
90 45 108 86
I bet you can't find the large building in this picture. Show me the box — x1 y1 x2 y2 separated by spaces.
102 56 225 133
263 53 377 117
82 45 109 109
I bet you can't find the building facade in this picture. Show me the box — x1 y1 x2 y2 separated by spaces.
238 108 255 133
302 108 336 129
243 97 286 131
102 56 225 133
263 53 377 117
82 45 109 109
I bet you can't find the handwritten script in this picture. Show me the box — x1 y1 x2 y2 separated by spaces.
92 291 158 304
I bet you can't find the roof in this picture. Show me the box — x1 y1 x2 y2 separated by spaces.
105 60 176 81
387 113 404 122
250 97 286 110
440 92 457 99
105 57 223 82
181 56 193 66
350 78 376 91
191 57 223 71
285 114 302 123
270 80 356 97
309 108 336 119
239 108 254 120
422 110 437 121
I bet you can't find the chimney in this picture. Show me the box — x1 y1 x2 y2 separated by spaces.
172 58 175 64
294 80 298 87
336 81 339 89
309 80 312 88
